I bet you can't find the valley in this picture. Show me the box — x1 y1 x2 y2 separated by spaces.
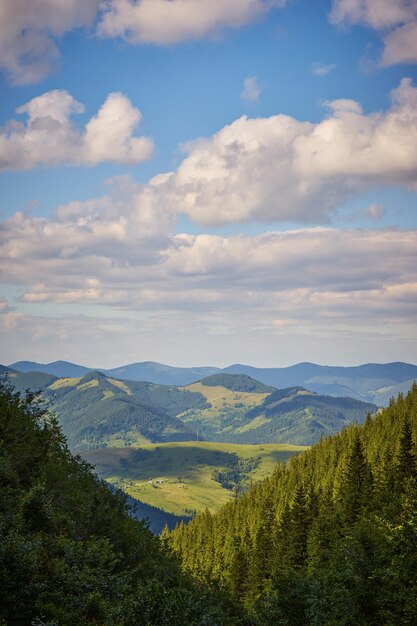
0 363 402 517
80 441 305 516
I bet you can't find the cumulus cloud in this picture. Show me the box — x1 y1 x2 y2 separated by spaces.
1 177 416 325
147 78 417 225
330 0 417 65
0 0 288 83
0 0 100 84
0 90 153 171
241 76 261 101
98 0 286 44
1 177 416 363
312 62 337 76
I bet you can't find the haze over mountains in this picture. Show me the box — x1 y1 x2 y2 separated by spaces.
9 359 417 405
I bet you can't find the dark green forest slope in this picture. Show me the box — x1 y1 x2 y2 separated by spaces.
0 384 242 626
168 384 417 625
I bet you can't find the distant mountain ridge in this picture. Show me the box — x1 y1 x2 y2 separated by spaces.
3 368 376 447
7 359 417 404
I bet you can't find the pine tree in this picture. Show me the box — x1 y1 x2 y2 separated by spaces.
285 484 309 569
339 431 372 524
396 414 416 481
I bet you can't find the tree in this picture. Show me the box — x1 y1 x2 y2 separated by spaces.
339 431 373 524
396 414 416 482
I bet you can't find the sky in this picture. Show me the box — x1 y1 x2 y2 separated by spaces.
1 0 417 368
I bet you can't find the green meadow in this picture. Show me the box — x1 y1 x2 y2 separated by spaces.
81 441 305 516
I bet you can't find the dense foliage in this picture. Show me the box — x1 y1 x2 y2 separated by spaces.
200 374 276 393
168 384 417 625
212 455 260 493
0 383 243 625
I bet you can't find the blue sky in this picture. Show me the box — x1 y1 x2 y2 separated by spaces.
1 0 417 367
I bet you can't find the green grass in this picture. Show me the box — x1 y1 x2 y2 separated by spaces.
80 441 306 516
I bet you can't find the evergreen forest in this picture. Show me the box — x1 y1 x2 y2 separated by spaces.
2 380 417 624
0 383 242 625
167 383 417 625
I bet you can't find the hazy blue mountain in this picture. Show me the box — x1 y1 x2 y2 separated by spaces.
10 360 91 378
6 359 417 405
7 370 57 392
9 359 220 386
223 362 417 403
105 361 220 385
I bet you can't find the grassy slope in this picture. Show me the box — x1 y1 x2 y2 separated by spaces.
14 371 205 448
179 383 376 445
4 370 376 447
80 441 305 516
179 382 270 435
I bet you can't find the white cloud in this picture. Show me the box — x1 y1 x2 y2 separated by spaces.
98 0 286 44
330 0 417 65
148 78 417 225
0 0 288 84
1 178 416 326
0 0 100 84
312 62 337 76
0 90 153 171
1 178 416 364
241 76 261 101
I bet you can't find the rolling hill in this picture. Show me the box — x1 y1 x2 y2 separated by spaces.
9 359 417 404
3 369 377 447
179 377 376 445
5 369 204 449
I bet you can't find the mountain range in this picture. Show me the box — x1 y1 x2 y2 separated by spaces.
3 368 376 448
8 359 417 405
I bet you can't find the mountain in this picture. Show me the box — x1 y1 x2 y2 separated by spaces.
5 370 206 449
7 369 58 392
224 361 417 403
3 370 376 447
8 359 417 404
180 381 376 445
0 364 14 374
9 359 220 385
10 359 92 378
168 383 417 625
105 361 220 385
199 373 276 393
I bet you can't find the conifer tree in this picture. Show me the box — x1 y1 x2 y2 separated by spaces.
396 414 416 481
339 431 373 524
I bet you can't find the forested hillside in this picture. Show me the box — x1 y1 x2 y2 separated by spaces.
168 384 417 625
181 382 376 445
0 383 243 625
6 370 204 448
3 369 376 446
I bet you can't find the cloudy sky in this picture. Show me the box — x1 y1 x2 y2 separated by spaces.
1 0 417 368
